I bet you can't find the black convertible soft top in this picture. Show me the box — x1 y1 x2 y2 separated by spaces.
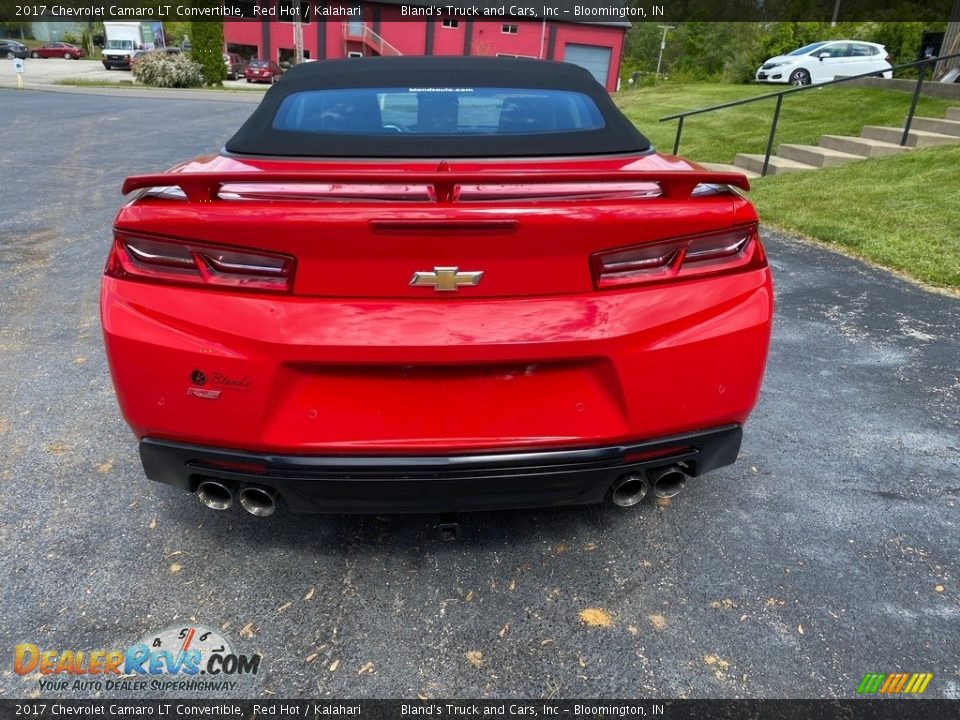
224 56 651 158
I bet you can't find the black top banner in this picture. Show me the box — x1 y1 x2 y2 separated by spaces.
0 0 955 23
0 699 956 720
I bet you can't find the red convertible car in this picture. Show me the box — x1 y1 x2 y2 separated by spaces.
101 57 773 517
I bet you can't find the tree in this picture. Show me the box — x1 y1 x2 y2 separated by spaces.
190 21 226 85
620 21 944 85
0 22 30 39
163 22 191 48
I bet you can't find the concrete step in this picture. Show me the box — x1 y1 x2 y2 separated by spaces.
860 125 960 148
907 116 960 137
946 107 960 121
777 143 863 168
699 162 760 179
733 153 818 176
819 134 910 158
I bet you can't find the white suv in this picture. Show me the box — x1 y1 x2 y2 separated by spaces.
756 41 893 86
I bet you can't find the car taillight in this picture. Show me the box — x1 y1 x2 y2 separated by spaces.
591 224 763 289
885 55 893 64
106 231 295 293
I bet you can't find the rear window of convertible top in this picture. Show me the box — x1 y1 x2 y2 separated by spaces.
271 87 606 136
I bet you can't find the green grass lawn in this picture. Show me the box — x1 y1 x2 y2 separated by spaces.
613 83 960 289
749 145 960 289
55 79 135 87
614 83 956 164
54 78 268 92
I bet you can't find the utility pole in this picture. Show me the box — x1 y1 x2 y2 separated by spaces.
293 13 304 64
656 25 675 81
831 0 841 25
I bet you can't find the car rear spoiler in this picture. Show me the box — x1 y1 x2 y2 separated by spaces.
121 170 750 204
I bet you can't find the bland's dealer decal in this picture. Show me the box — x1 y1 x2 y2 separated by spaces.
14 626 261 693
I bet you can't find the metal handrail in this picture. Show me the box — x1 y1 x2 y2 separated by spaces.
342 23 402 57
659 50 960 176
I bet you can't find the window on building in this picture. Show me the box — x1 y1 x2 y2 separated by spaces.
502 24 518 34
442 19 460 28
279 48 311 65
227 43 258 61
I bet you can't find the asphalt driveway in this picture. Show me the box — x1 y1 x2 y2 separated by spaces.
0 88 957 700
0 57 262 91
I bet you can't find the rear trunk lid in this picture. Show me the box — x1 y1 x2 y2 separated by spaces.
118 154 750 299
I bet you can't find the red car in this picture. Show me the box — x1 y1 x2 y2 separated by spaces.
101 57 773 517
243 58 282 84
31 42 86 59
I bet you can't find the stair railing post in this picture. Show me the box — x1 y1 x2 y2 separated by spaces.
901 59 928 146
762 94 784 177
673 116 684 155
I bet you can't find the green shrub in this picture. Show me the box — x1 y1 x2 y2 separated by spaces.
190 21 226 86
132 52 204 88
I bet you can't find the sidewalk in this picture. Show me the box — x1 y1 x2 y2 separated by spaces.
0 56 265 102
0 82 266 103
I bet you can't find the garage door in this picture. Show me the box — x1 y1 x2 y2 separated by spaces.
562 44 611 87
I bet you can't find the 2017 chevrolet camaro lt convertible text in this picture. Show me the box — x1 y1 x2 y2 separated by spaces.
100 57 773 517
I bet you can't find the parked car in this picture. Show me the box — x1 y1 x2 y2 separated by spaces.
128 49 150 67
224 52 245 81
756 41 893 86
243 58 282 84
0 40 30 60
102 57 773 517
30 42 86 60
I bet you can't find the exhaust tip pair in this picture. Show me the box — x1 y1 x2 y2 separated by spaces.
610 465 687 508
196 479 278 517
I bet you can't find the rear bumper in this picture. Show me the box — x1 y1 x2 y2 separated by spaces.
140 425 742 513
101 268 772 454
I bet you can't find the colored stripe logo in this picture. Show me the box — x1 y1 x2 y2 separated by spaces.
857 673 933 695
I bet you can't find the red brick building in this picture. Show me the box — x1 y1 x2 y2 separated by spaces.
225 2 629 92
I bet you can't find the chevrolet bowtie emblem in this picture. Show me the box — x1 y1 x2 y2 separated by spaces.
410 266 484 292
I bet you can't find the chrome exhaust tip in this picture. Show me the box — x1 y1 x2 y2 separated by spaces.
196 479 234 511
610 473 651 508
238 485 278 517
650 466 687 499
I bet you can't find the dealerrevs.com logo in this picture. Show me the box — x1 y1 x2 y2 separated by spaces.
14 625 261 693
